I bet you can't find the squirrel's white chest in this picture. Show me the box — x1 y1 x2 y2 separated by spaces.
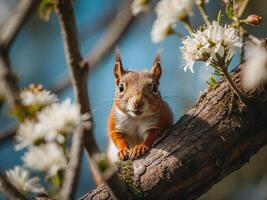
107 108 159 163
114 108 159 146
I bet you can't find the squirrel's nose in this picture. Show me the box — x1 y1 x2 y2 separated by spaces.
133 100 144 109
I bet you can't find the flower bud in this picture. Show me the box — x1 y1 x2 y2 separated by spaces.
247 15 262 25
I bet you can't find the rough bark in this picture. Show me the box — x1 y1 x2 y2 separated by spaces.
80 66 267 200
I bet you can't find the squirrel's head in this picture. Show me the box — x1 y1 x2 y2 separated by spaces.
113 50 162 118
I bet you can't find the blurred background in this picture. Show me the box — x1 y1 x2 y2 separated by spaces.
0 0 266 199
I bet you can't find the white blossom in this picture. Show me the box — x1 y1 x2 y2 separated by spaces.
15 120 47 150
180 21 241 72
22 143 67 176
151 18 174 43
242 44 267 91
156 0 194 21
6 166 44 194
20 86 58 107
131 0 149 16
151 0 194 43
37 99 91 138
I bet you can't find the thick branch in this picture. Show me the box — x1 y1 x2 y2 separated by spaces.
56 1 96 199
56 1 129 199
80 66 267 200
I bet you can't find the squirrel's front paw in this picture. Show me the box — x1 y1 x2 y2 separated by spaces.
117 148 130 160
129 144 149 159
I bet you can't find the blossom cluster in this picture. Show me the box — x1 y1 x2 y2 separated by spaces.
151 0 194 43
180 21 241 72
6 84 90 195
150 0 209 43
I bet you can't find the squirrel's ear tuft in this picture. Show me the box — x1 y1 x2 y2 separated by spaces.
114 48 125 84
151 51 162 80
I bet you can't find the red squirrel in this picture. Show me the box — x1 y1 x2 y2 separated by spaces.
107 51 173 162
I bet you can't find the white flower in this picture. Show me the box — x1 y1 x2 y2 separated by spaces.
131 0 149 16
156 0 194 21
242 44 267 91
20 85 58 107
151 0 194 43
22 143 67 176
6 166 44 194
15 120 47 150
37 99 91 138
180 21 241 72
151 18 174 43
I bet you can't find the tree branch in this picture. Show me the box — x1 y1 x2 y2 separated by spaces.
56 1 96 199
58 126 85 199
237 0 250 18
0 0 40 52
55 0 129 199
0 0 134 156
80 65 267 200
0 1 40 199
0 53 20 107
0 0 40 106
51 0 134 94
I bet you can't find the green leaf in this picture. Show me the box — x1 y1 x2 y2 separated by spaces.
206 76 218 89
217 10 223 25
38 0 56 22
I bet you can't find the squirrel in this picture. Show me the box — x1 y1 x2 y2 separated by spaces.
107 51 173 162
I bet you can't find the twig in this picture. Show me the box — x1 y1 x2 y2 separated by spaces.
0 123 17 145
58 126 85 200
0 1 40 199
240 27 245 63
87 1 134 70
52 0 134 94
0 170 27 200
196 2 211 26
0 0 39 107
0 53 20 107
237 0 250 18
220 66 249 104
0 0 40 52
55 0 129 199
0 0 135 144
56 1 96 199
182 18 193 33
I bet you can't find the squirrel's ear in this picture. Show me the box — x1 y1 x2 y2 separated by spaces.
151 52 162 80
113 48 125 84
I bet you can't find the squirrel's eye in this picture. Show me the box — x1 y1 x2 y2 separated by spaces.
118 83 124 93
152 83 158 94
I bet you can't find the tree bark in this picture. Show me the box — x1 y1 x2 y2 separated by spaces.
80 66 267 200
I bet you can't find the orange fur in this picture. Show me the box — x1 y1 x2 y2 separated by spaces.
107 52 173 161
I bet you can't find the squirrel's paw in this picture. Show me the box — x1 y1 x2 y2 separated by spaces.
129 144 149 159
117 148 130 160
